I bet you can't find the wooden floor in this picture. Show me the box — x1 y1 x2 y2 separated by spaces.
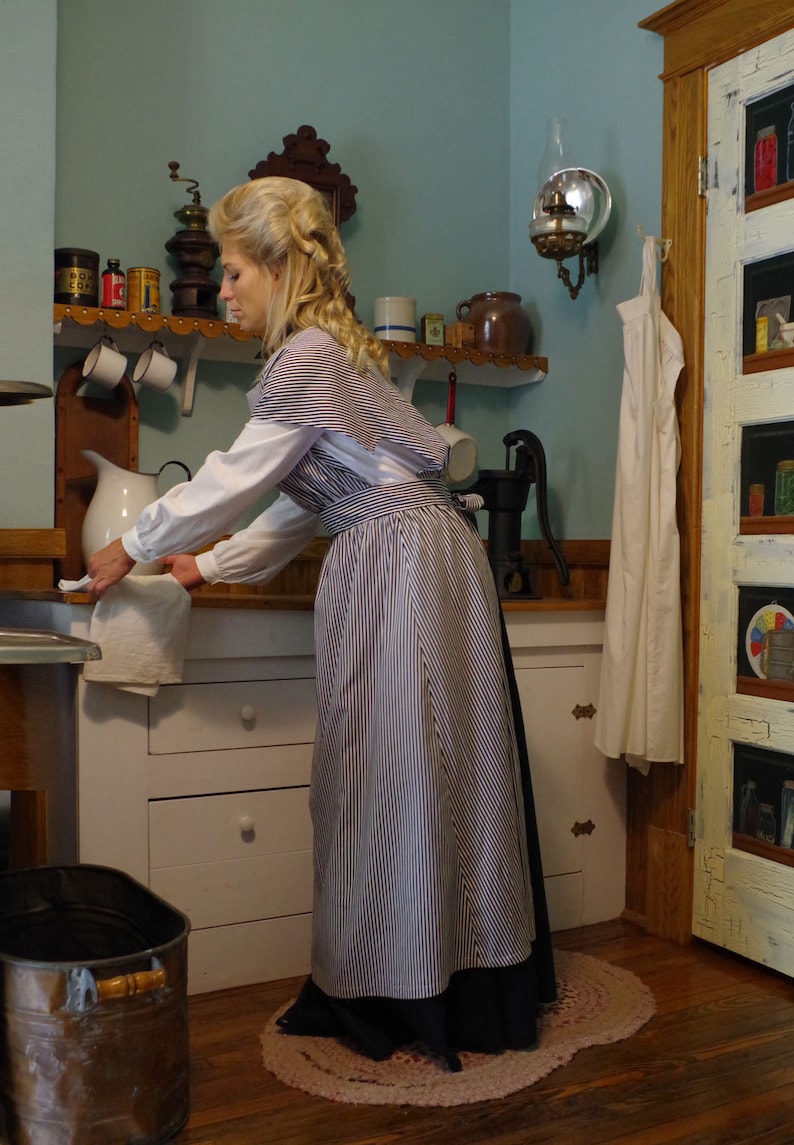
176 918 794 1145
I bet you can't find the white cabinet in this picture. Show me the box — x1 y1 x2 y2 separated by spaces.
72 607 317 994
33 601 621 993
505 611 625 932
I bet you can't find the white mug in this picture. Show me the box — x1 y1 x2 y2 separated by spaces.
133 340 177 391
82 336 128 388
374 296 417 342
436 422 479 484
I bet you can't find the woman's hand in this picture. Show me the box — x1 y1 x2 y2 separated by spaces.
162 553 206 591
86 538 136 599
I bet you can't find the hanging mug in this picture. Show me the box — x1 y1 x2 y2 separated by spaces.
133 341 177 391
82 336 128 389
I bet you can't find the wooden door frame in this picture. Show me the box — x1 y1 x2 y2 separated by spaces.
627 0 794 942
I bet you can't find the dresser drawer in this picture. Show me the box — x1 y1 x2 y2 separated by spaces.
150 789 313 931
148 678 317 754
187 914 313 994
151 851 313 929
149 788 312 867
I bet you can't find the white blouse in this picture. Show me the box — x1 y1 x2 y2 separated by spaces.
122 418 424 585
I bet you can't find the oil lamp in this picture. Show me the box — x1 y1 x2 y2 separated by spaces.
528 118 612 301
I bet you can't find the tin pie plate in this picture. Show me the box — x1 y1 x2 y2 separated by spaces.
0 628 101 664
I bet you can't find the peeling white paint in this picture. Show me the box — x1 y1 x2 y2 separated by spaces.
695 29 794 979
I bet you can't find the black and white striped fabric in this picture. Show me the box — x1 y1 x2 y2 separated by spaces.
260 328 536 1000
252 327 449 475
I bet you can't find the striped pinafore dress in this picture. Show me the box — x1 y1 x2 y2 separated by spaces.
255 329 555 1064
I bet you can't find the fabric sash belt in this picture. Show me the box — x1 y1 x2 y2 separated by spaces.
319 479 483 536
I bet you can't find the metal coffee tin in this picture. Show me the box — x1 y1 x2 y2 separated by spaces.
127 267 161 315
54 248 99 306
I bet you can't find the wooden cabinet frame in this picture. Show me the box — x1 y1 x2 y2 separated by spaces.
629 0 794 942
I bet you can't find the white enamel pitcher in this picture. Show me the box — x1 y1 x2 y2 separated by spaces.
81 450 192 575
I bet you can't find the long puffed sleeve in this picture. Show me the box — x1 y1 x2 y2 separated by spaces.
194 491 318 585
121 420 321 567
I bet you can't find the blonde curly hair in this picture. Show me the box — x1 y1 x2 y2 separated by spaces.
208 176 388 376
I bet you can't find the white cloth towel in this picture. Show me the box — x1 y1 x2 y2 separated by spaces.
593 235 685 774
58 574 192 695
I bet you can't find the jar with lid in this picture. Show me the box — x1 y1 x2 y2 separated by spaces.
774 460 794 515
749 483 765 517
739 780 759 836
101 259 126 310
756 802 777 845
754 124 778 192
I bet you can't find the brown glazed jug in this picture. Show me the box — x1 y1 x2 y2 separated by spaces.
456 292 533 355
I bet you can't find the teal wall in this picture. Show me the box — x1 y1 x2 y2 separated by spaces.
54 0 516 491
0 1 57 526
508 0 664 538
1 1 664 539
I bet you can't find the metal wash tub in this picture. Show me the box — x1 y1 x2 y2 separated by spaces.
0 865 190 1145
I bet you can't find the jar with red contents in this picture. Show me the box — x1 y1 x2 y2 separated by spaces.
754 125 778 192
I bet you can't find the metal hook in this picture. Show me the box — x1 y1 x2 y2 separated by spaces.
637 224 671 263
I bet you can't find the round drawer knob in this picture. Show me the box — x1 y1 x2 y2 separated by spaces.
240 704 256 723
239 815 255 834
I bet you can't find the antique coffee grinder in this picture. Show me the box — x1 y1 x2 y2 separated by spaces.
466 429 569 599
164 161 220 318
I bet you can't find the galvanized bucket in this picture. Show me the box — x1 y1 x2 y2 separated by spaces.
0 865 190 1145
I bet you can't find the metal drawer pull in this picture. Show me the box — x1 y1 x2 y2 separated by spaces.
240 704 256 724
239 815 255 834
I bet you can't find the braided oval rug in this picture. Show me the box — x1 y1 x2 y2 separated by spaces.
260 950 655 1106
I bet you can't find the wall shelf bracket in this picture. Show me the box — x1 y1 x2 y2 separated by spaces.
181 333 203 418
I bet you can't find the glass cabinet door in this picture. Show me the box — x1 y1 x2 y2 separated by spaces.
695 25 794 975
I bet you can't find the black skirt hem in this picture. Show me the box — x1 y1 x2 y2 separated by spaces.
277 955 544 1072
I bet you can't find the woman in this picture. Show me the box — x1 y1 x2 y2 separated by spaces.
88 175 555 1069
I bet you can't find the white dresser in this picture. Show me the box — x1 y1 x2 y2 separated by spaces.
71 606 317 994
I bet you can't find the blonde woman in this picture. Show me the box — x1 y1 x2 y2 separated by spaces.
88 176 555 1069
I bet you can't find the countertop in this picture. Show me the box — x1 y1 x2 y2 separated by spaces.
0 587 605 613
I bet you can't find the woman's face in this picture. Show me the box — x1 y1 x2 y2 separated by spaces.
220 239 280 335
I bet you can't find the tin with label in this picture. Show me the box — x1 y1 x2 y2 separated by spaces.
127 267 161 314
421 313 445 346
54 248 99 306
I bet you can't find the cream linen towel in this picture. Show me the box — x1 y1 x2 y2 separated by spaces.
59 574 192 695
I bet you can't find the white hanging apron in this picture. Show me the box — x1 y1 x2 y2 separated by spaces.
593 236 685 773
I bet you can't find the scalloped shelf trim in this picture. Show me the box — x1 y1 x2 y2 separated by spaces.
380 338 547 374
54 304 254 343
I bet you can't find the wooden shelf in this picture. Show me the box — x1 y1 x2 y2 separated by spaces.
54 304 262 418
53 303 254 344
732 831 794 868
54 308 549 409
745 179 794 214
383 339 547 382
383 340 547 398
740 514 794 533
743 346 794 373
737 674 794 701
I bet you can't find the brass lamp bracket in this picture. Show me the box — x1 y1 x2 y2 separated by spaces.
557 243 599 302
